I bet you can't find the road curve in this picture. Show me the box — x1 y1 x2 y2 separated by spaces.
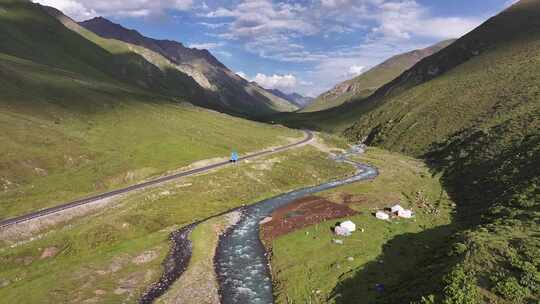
0 131 314 229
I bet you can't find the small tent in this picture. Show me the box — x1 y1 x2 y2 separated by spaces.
390 204 404 213
334 226 351 236
376 211 389 220
340 221 356 232
397 209 414 218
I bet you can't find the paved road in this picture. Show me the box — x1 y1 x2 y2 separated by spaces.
0 131 314 229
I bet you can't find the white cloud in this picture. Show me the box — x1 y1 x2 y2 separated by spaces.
198 22 228 29
32 0 193 20
188 42 223 50
371 1 480 40
348 65 365 77
238 72 299 92
200 0 482 69
204 7 236 18
236 71 249 80
203 0 318 62
33 0 97 20
253 73 297 91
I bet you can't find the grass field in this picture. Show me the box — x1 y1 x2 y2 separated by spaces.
269 148 456 303
0 47 307 219
0 144 356 303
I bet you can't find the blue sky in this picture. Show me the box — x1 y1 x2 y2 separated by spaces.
36 0 516 96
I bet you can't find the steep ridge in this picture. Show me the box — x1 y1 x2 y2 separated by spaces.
304 40 454 112
79 17 298 116
330 1 540 302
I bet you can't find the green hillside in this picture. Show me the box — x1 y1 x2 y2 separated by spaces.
268 0 540 302
303 40 454 113
334 1 540 301
0 0 301 218
343 1 539 155
0 0 209 103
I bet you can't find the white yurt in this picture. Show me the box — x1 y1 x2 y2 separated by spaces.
398 209 414 218
390 204 404 213
376 211 389 220
340 220 356 232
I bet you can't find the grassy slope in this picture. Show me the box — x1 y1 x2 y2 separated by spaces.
0 0 302 218
270 148 455 303
0 0 205 103
314 1 540 302
0 146 355 303
272 1 540 302
0 51 300 218
303 40 454 113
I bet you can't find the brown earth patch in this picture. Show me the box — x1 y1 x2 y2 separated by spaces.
261 196 358 245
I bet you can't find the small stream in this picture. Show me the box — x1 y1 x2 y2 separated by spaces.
214 146 378 304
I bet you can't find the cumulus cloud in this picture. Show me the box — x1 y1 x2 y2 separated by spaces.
372 1 480 40
238 72 299 92
200 0 482 68
203 0 318 62
32 0 193 20
253 73 297 91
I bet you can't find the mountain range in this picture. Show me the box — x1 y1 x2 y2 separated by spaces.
304 39 455 112
76 16 297 117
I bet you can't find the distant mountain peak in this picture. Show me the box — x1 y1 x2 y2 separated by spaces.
267 89 314 108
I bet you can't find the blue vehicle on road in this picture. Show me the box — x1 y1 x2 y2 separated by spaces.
230 151 239 163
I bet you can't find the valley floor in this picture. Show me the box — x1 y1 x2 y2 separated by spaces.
0 135 459 304
266 148 456 303
0 135 354 303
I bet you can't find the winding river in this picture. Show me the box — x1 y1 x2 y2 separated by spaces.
215 146 378 304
